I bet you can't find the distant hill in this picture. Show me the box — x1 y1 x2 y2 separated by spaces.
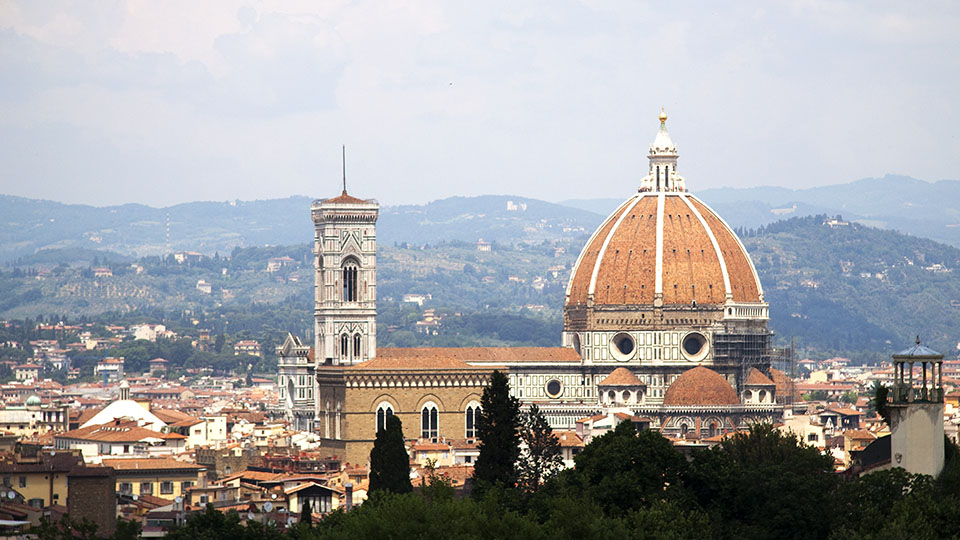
559 175 960 247
1 214 959 359
0 194 316 263
378 195 602 246
742 215 960 358
0 194 604 264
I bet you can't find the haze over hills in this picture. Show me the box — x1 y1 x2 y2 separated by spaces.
2 175 959 266
560 175 960 247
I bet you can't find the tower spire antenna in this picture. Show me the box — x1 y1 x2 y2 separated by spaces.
342 144 347 194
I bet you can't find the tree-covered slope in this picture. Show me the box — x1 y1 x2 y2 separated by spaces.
742 215 960 359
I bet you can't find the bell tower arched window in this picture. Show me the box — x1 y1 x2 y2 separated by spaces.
353 334 361 359
342 260 359 302
376 403 394 433
465 402 481 439
421 403 439 440
340 334 349 360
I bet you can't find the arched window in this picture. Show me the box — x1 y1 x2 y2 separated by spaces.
421 403 439 440
465 402 481 439
376 403 394 434
342 260 359 302
353 334 361 359
340 334 349 360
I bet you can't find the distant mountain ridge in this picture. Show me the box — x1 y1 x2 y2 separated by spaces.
2 174 958 263
559 175 960 247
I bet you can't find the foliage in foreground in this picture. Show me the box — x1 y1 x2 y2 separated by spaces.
38 426 960 540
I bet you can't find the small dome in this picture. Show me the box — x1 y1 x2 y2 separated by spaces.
26 395 41 407
663 366 738 406
744 367 775 386
598 367 645 387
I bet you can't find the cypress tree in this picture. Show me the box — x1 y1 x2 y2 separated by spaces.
473 370 521 495
369 415 412 494
300 501 311 525
517 404 563 492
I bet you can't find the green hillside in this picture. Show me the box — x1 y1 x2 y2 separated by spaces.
743 215 960 359
1 215 958 362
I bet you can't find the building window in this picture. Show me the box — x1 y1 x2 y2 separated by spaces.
340 334 349 359
18 476 26 488
28 498 43 509
140 482 153 495
342 261 358 302
376 403 394 433
160 481 174 495
353 334 361 359
465 403 481 439
119 482 133 494
421 403 439 440
181 481 194 492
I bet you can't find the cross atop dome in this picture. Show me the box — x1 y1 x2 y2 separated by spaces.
640 108 686 193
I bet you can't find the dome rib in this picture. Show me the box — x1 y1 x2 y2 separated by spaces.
689 197 764 302
565 197 635 306
588 194 645 299
682 194 732 299
566 198 764 309
592 195 658 305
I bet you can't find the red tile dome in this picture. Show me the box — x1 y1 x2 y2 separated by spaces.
565 192 763 308
663 366 739 407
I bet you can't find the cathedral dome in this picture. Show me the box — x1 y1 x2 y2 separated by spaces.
565 113 763 309
663 366 739 406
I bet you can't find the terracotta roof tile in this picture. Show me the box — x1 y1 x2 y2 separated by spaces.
598 367 645 387
663 366 739 407
102 458 204 471
324 191 370 204
744 368 775 386
377 347 580 364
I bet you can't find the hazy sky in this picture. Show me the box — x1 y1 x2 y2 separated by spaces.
1 1 958 207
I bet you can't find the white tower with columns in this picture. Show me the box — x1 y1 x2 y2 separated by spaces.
312 189 379 367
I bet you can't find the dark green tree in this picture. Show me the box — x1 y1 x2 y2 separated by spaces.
517 404 562 493
473 370 521 495
870 380 890 425
165 504 281 540
214 333 225 353
685 423 837 540
369 415 412 495
556 420 687 516
300 501 312 526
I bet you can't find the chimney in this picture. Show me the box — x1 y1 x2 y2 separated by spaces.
344 482 353 512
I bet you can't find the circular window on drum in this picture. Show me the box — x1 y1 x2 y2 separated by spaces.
681 332 709 362
545 379 563 398
609 333 636 361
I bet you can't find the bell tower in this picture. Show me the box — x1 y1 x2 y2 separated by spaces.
888 337 945 477
312 189 379 366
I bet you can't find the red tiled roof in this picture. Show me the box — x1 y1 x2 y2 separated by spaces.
744 368 775 386
102 458 204 471
58 421 185 443
663 366 739 407
377 347 580 364
554 430 585 448
598 367 644 387
324 191 369 204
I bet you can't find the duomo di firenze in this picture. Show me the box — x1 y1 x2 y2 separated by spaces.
279 111 790 464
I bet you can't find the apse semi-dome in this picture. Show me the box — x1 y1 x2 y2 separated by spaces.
565 110 764 311
662 366 739 407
